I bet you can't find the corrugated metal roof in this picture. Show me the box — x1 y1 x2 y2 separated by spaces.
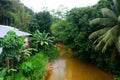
0 25 31 38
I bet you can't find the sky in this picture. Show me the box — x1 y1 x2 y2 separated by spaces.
20 0 99 12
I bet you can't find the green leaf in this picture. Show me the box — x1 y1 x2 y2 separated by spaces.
118 16 120 22
0 77 4 80
19 36 25 45
44 42 48 45
90 18 116 26
101 8 117 20
89 27 110 39
8 69 17 73
41 41 44 46
0 68 7 77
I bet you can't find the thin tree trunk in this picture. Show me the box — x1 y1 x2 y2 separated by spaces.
6 57 10 69
11 59 14 80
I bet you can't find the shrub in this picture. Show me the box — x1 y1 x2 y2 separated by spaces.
14 72 27 80
42 45 60 60
19 52 48 80
114 76 120 80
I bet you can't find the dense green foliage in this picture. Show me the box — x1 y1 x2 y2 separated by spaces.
28 11 52 33
36 11 52 33
51 0 120 78
0 31 33 80
89 0 120 53
0 0 33 31
0 2 58 79
89 0 120 76
27 17 39 33
0 0 52 33
51 20 77 43
1 0 120 79
0 0 15 25
19 52 48 80
0 30 59 80
0 31 25 68
51 0 111 58
31 30 60 60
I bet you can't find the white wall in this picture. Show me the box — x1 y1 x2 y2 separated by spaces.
24 37 29 48
0 47 2 54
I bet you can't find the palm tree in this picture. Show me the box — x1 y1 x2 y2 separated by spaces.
89 0 120 53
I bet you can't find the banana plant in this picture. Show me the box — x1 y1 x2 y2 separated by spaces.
32 30 54 51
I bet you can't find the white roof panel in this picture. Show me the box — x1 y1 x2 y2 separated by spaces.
0 25 31 38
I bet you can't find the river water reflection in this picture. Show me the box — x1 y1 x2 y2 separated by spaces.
46 44 113 80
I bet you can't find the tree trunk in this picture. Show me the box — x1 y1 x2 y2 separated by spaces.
6 57 10 69
11 59 14 80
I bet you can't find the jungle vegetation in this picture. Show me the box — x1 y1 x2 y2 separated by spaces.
0 0 120 80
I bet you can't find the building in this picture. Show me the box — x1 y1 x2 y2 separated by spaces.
0 25 31 54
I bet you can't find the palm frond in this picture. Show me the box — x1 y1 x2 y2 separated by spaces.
118 16 120 22
116 35 120 53
112 0 120 15
20 48 37 57
101 8 117 20
94 38 103 51
93 35 104 44
102 37 113 53
89 27 110 39
90 18 116 26
94 25 120 53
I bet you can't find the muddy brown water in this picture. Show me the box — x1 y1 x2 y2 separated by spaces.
44 44 113 80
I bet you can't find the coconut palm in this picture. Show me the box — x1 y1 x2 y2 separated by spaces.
89 0 120 53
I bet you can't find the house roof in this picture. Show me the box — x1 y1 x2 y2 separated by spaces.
0 25 31 38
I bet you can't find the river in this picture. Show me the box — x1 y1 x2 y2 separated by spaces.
44 44 113 80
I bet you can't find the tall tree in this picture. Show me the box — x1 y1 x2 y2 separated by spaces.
36 11 52 33
0 0 14 25
28 17 39 33
0 0 33 31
